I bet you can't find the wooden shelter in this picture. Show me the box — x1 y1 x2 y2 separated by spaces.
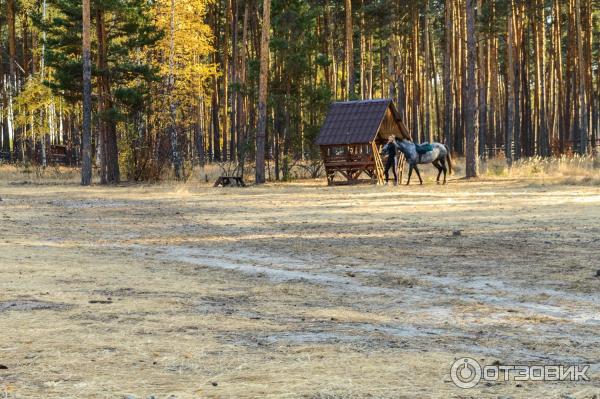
316 99 411 185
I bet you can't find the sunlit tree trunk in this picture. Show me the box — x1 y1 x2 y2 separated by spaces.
237 2 249 164
167 0 182 179
423 3 431 143
211 78 220 161
465 0 478 177
229 0 238 161
359 0 365 100
506 0 516 166
0 15 8 157
195 99 205 168
574 0 588 154
583 0 593 149
7 0 19 161
552 0 564 153
221 0 230 162
95 8 119 183
532 0 548 156
429 28 441 142
367 36 373 99
443 0 454 150
81 0 92 185
488 33 499 155
411 5 420 141
255 0 271 184
324 0 337 99
477 0 487 159
453 0 463 153
345 0 354 100
514 4 523 158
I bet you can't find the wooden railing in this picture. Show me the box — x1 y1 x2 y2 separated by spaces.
324 152 373 164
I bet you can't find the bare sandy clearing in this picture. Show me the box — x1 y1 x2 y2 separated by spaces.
1 179 599 398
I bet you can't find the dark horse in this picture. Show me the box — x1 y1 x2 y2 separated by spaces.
395 139 453 185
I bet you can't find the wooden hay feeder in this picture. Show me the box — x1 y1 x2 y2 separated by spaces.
316 99 411 186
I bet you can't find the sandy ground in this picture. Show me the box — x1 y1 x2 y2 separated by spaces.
0 175 599 398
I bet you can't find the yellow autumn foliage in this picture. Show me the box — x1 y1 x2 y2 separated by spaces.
152 0 217 104
13 78 59 138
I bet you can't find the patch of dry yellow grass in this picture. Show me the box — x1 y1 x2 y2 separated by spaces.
2 152 599 187
481 154 600 185
1 170 599 398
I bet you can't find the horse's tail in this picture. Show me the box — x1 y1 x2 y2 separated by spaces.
444 144 453 175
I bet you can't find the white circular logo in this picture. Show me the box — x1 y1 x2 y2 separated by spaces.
450 357 482 389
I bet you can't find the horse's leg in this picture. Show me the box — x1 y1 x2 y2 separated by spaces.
440 158 448 184
432 160 442 183
414 165 423 185
406 164 413 185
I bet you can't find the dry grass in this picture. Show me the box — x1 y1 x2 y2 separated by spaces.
2 153 598 186
1 163 600 398
481 154 600 185
0 164 80 184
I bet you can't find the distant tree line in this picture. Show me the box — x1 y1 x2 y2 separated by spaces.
0 0 598 182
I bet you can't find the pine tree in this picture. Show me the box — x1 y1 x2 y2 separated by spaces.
41 0 160 183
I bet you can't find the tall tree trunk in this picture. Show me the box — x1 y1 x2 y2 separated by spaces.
533 0 548 156
237 1 249 164
345 0 354 100
359 0 365 100
552 0 564 153
411 6 420 141
443 0 454 150
583 0 592 147
196 99 205 168
81 0 92 186
566 0 576 148
429 29 442 142
211 77 221 161
0 17 10 158
521 26 533 157
96 8 119 184
168 0 182 179
230 0 238 161
506 1 516 165
97 8 107 182
575 0 588 154
465 0 478 177
21 16 30 78
367 36 373 99
459 1 468 155
423 3 431 143
6 0 16 85
39 0 49 167
453 0 463 153
255 0 271 184
477 0 487 159
222 0 230 162
489 33 499 156
594 64 599 153
514 4 523 159
7 0 19 161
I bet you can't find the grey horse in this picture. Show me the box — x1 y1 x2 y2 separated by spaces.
395 139 453 185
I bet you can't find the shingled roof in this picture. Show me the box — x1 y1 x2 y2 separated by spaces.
316 99 409 146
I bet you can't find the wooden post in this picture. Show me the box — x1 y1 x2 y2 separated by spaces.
371 141 384 185
397 153 405 184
